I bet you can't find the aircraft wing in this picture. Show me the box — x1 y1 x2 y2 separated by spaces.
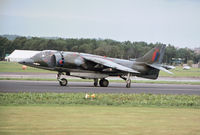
82 55 139 73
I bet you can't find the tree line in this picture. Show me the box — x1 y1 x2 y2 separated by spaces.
0 36 199 64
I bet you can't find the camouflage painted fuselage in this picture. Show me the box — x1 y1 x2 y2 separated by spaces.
23 50 159 79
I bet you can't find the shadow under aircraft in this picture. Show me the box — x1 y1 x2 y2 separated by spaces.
19 45 173 88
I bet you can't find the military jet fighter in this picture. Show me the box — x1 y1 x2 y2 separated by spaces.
19 45 172 88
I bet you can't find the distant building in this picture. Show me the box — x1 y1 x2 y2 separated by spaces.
171 58 184 65
5 50 41 62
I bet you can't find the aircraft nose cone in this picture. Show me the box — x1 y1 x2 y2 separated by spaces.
18 58 34 65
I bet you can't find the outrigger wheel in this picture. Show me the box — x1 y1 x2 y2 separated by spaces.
59 78 68 86
126 73 131 88
126 79 131 88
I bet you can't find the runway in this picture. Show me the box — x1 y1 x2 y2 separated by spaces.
0 80 200 95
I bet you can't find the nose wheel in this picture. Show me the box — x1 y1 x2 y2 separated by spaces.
59 78 68 86
57 72 68 86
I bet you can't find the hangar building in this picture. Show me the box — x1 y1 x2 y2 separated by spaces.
5 50 41 62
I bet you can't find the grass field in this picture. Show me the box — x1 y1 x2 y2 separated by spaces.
1 93 200 107
0 106 200 135
0 92 200 135
159 66 200 77
0 61 200 77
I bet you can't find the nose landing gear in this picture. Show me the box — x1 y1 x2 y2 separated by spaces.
57 72 68 86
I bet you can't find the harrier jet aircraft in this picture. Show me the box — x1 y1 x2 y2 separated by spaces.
19 45 172 88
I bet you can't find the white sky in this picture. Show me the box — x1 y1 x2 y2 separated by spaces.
0 0 200 48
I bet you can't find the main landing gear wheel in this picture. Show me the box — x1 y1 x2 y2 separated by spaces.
59 78 68 86
99 79 109 87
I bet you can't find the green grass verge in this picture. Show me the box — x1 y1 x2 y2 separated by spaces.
0 61 54 73
1 93 200 108
1 61 200 77
0 106 200 135
1 77 200 85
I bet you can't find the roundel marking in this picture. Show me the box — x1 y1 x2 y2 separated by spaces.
152 49 159 62
58 59 64 66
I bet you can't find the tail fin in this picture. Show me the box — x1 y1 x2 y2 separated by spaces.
136 45 166 64
136 44 173 75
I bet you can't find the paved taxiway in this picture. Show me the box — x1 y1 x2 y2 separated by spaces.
1 72 200 82
0 80 200 95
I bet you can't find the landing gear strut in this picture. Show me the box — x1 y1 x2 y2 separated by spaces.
126 73 131 88
99 78 109 87
57 72 68 86
94 78 98 87
126 80 131 88
120 73 131 88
